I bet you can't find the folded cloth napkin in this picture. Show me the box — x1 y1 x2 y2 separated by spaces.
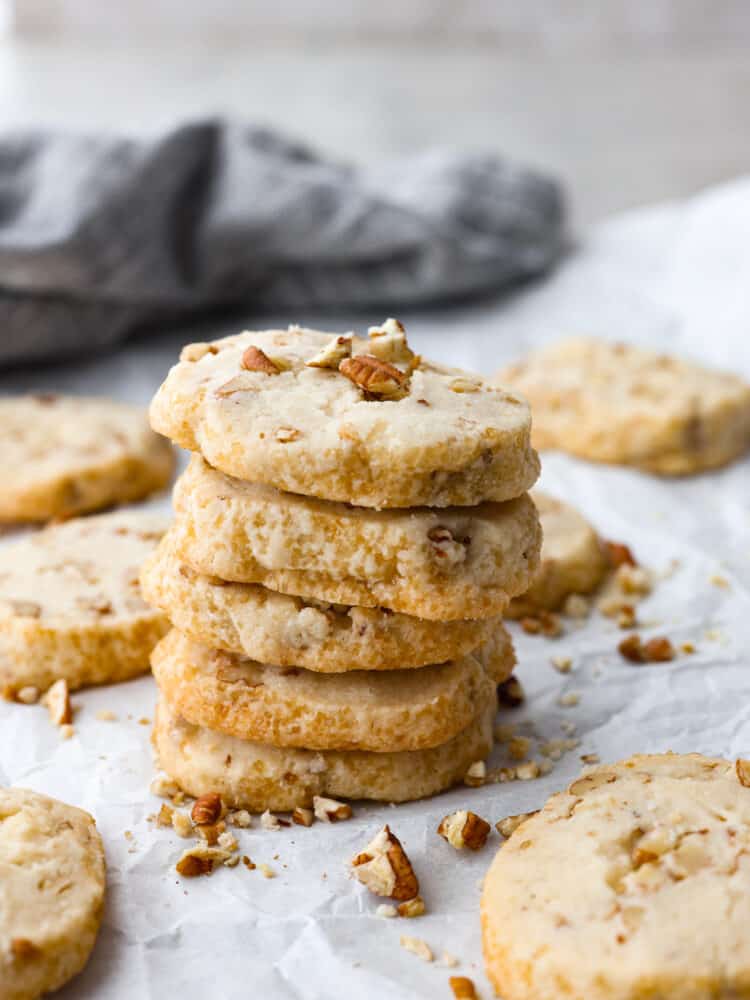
0 119 565 366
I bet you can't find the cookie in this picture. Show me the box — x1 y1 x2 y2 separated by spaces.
153 690 496 811
151 628 504 752
149 323 539 507
498 337 750 475
169 457 541 621
0 394 174 523
141 537 504 671
506 492 608 618
482 753 750 1000
0 511 170 695
0 787 105 1000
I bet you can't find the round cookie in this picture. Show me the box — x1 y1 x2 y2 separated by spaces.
482 753 750 1000
153 691 496 811
149 324 539 508
141 537 503 671
151 628 502 752
169 457 541 621
0 787 105 1000
0 394 174 523
0 511 170 695
506 491 608 618
498 337 750 475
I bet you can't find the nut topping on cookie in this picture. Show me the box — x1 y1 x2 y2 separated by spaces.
339 355 409 399
241 345 282 375
437 810 491 850
306 335 352 369
351 825 419 900
736 759 750 787
364 318 418 371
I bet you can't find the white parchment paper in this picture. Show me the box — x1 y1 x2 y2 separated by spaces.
2 177 750 999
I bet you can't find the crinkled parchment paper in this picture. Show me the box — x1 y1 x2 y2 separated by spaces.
1 177 750 999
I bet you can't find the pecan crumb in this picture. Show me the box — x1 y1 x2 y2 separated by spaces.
497 675 525 708
496 811 538 839
397 895 426 918
449 977 478 1000
604 540 637 568
43 679 72 726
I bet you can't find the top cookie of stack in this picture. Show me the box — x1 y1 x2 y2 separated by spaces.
150 320 539 509
144 321 541 811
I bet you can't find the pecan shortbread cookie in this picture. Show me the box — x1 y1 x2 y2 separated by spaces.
153 690 496 812
149 323 539 507
0 394 174 523
0 787 105 1000
141 537 510 671
498 337 750 475
151 628 507 752
0 511 169 695
482 753 750 1000
168 457 541 621
506 492 608 618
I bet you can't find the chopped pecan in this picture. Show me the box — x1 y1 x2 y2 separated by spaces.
306 335 352 369
736 759 750 787
339 354 409 399
241 345 282 375
313 795 352 823
495 811 538 839
351 825 419 900
292 806 314 827
437 810 491 850
191 792 223 826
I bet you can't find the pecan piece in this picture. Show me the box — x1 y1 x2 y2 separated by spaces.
306 335 352 369
437 810 491 850
351 825 419 900
339 354 409 399
191 792 223 826
241 345 282 375
736 759 750 787
43 679 72 726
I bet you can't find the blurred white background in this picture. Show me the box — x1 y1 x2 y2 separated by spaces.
2 0 750 225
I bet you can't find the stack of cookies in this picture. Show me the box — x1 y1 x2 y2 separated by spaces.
141 320 542 812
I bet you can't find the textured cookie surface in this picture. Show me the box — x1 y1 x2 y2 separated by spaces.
170 457 541 621
141 538 502 671
153 691 496 811
0 787 106 1000
149 325 539 507
498 337 750 474
0 511 170 694
507 491 608 617
482 753 750 1000
152 629 504 752
0 394 174 522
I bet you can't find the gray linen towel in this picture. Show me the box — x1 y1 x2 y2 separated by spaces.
0 119 565 366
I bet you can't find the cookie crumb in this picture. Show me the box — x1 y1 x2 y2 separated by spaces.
550 656 572 674
376 903 398 918
96 709 117 721
397 896 426 918
16 686 40 705
557 692 580 707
